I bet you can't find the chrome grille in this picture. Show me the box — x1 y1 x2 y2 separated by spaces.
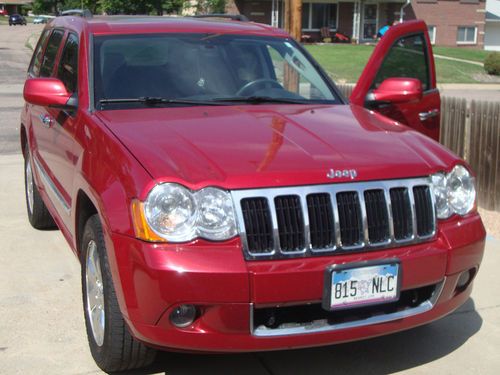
231 177 436 260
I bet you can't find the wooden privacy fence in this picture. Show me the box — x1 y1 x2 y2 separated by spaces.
337 84 500 211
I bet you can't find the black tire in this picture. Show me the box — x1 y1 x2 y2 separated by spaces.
81 215 156 373
24 145 57 229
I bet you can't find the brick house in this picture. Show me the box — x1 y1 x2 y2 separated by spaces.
0 0 32 15
226 0 487 47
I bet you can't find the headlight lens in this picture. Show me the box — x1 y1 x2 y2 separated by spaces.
196 187 237 240
431 173 451 219
447 165 476 215
431 165 475 219
142 183 236 242
144 183 197 242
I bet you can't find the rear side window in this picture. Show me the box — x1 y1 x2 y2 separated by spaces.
29 29 50 77
39 29 64 77
372 34 430 91
57 33 79 95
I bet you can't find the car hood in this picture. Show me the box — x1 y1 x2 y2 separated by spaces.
96 104 459 190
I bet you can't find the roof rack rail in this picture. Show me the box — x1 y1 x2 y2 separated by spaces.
60 9 93 18
192 14 249 22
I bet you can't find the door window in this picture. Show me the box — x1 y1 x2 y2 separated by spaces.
39 29 64 77
363 4 377 40
371 33 430 91
29 29 50 77
57 33 79 95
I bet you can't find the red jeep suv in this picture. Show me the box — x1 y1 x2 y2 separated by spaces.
21 15 485 372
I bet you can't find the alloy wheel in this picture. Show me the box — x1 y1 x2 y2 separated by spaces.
85 240 105 346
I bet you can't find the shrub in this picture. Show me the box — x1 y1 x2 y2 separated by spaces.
484 52 500 76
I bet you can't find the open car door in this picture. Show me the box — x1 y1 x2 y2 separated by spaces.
350 20 440 142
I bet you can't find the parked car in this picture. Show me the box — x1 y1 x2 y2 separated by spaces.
0 9 8 16
33 16 48 24
9 14 26 25
21 15 485 372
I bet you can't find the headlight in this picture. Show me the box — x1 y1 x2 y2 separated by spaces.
195 187 237 241
140 183 237 242
431 165 476 219
431 173 451 219
144 183 197 242
447 165 476 215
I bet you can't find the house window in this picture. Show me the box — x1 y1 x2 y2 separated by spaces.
457 26 477 44
302 4 310 29
428 25 436 45
302 2 338 31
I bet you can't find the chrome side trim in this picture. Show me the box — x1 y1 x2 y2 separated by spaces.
231 177 437 260
252 279 446 337
33 157 71 215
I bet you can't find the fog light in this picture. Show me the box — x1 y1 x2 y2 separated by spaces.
456 268 476 293
169 304 197 328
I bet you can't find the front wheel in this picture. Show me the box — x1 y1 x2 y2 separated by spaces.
81 215 156 372
24 144 56 229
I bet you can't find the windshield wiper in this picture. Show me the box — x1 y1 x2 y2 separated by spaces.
213 96 311 104
99 97 225 106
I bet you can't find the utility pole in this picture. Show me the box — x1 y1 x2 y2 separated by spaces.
282 0 302 92
284 0 302 42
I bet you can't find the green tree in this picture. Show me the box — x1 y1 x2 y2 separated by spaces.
32 0 56 14
32 0 188 16
62 0 101 14
163 0 184 14
196 0 227 14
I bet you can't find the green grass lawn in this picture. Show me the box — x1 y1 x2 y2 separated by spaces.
306 44 374 83
432 46 489 63
306 44 486 84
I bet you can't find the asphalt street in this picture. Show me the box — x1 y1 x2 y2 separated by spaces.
1 24 499 375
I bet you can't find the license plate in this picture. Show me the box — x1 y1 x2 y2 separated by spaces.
325 263 400 310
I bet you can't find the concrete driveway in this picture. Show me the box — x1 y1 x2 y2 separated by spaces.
1 23 500 375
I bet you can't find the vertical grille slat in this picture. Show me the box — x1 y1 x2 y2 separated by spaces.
234 178 436 259
241 198 273 254
307 193 335 250
390 188 413 240
275 195 305 252
337 192 362 247
364 189 389 243
413 186 434 237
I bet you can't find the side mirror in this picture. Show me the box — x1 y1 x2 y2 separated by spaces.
366 77 423 106
23 78 76 109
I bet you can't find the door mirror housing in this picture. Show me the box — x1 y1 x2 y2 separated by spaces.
366 77 423 106
23 78 77 109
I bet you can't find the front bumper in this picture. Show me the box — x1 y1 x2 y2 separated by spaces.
107 213 485 352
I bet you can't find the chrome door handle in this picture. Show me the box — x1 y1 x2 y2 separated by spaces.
418 109 439 121
39 114 53 128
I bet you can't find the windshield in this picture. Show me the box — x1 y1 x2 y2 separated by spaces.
93 33 339 109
